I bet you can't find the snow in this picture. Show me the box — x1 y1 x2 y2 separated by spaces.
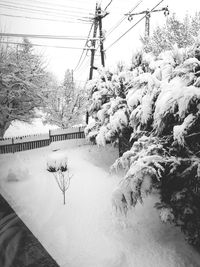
154 77 200 132
0 139 12 145
47 151 68 172
159 208 175 223
141 93 153 124
126 88 142 109
110 108 128 132
3 154 31 182
13 133 50 143
4 118 58 138
50 126 84 135
173 114 196 145
96 126 108 146
0 141 200 267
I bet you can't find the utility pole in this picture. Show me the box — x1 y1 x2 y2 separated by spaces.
86 3 108 124
145 11 150 38
89 4 108 80
98 7 106 67
89 4 99 80
126 6 169 37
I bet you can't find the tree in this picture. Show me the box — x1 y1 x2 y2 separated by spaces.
0 38 49 138
142 13 199 55
85 39 200 247
44 69 88 128
191 12 200 37
47 153 73 205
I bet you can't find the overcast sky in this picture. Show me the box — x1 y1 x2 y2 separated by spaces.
1 0 200 83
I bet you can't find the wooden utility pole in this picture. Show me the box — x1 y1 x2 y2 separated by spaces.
98 7 106 67
89 4 99 80
86 4 108 124
89 4 108 80
126 6 169 37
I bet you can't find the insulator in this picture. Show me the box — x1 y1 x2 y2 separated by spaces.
164 7 169 16
128 15 133 22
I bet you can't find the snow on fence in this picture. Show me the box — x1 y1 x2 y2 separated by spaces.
0 126 85 154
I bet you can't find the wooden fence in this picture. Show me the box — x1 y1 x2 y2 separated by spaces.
0 127 85 154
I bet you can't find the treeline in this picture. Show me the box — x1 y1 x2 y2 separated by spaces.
142 12 200 55
0 38 87 138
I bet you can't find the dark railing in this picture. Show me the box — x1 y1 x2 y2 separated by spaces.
0 126 85 154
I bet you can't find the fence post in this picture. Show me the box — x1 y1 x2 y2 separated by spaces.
49 129 51 144
12 138 14 153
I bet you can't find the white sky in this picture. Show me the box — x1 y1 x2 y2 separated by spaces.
1 0 200 83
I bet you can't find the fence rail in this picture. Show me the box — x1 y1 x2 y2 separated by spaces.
0 127 85 154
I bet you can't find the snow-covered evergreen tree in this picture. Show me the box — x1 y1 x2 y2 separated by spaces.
85 36 200 247
142 13 200 55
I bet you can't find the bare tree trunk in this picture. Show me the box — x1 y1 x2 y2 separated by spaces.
0 121 10 139
0 127 7 139
0 129 5 139
118 127 133 157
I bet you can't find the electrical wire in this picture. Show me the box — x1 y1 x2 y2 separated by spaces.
0 33 92 40
38 0 93 4
75 51 89 73
0 5 91 23
74 22 94 72
76 41 101 79
15 0 93 12
75 56 91 79
104 0 113 11
106 0 143 37
0 41 91 50
0 3 92 21
0 13 91 24
105 0 164 51
0 0 92 16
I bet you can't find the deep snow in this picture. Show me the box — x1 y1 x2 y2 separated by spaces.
0 140 200 267
4 118 58 138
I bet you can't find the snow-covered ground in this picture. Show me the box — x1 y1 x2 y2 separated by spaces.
0 140 200 267
4 118 58 138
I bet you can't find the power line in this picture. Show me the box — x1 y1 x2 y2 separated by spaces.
0 33 95 41
0 13 91 24
75 56 91 78
16 0 93 12
106 0 143 37
0 41 91 50
74 22 94 72
104 0 113 11
38 0 93 4
0 3 92 21
105 0 164 51
0 5 91 23
0 0 92 16
75 51 89 73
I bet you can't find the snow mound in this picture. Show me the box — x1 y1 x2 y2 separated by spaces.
82 144 119 172
2 154 31 182
6 168 30 182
